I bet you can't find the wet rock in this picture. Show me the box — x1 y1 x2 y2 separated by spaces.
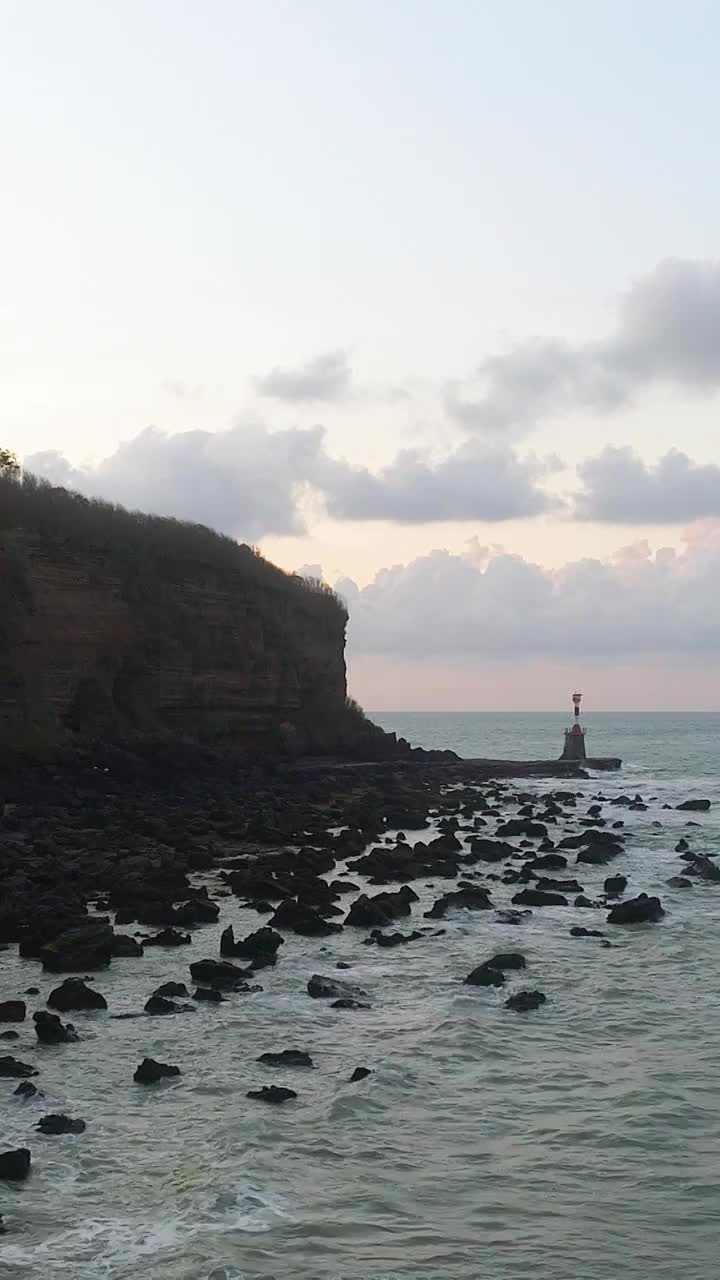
0 1001 25 1023
464 964 505 987
496 820 548 839
13 1081 38 1098
37 1114 86 1135
269 899 342 937
675 839 690 853
364 928 423 948
247 1086 297 1104
0 1030 19 1041
505 990 546 1012
144 995 183 1015
153 982 189 999
174 896 221 926
467 837 516 862
677 799 711 811
220 925 283 961
40 920 114 972
193 987 226 1003
336 961 352 969
495 908 532 925
24 988 39 996
575 845 623 865
133 1057 181 1084
0 1056 38 1078
142 928 191 947
307 974 368 1001
424 886 493 918
110 934 144 958
512 888 568 907
689 856 720 884
346 887 417 928
485 952 527 971
530 853 568 870
666 876 693 889
535 877 584 894
570 927 605 938
258 1050 313 1068
33 1011 79 1044
604 875 627 897
0 1149 31 1181
574 895 601 909
47 979 107 1012
190 959 251 988
607 894 665 924
349 1066 372 1082
331 998 371 1009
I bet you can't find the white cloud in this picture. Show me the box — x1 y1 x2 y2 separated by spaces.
255 350 352 402
575 447 720 523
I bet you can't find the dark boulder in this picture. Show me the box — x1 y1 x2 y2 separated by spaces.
47 979 107 1012
689 856 720 884
349 1066 372 1082
0 1001 25 1023
40 920 114 972
307 974 368 1001
110 934 144 958
0 1056 38 1078
530 854 568 870
604 875 627 897
269 899 342 937
247 1086 297 1104
463 964 505 987
607 894 664 924
144 995 183 1015
0 1149 31 1181
153 982 189 999
192 987 225 1003
512 888 568 907
13 1081 38 1098
332 998 371 1009
496 820 548 839
364 928 423 948
220 925 283 961
677 799 711 811
0 1030 19 1041
576 845 622 865
189 959 251 989
258 1050 313 1068
574 895 601 908
33 1011 78 1044
424 887 493 918
133 1057 181 1084
485 952 527 971
535 878 584 894
37 1114 86 1135
142 928 191 948
505 990 546 1012
666 876 693 889
570 927 605 938
675 839 690 853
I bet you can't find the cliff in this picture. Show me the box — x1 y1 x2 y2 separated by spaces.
0 472 353 754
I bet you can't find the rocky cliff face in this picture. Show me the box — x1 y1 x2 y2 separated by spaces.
0 508 348 752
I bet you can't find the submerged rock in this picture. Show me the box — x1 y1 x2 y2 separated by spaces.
570 927 605 938
464 964 505 987
142 928 192 948
331 998 371 1010
153 982 189 998
192 987 226 1003
258 1049 313 1068
666 876 693 889
247 1085 297 1104
133 1058 181 1084
47 979 107 1012
0 1056 38 1078
607 894 665 924
512 888 568 907
424 887 493 918
269 899 342 937
505 990 547 1012
37 1114 86 1135
307 974 368 1001
144 995 184 1015
13 1082 38 1098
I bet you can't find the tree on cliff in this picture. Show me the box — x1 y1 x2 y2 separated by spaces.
0 447 19 478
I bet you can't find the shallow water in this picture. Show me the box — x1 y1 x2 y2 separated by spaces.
2 713 720 1279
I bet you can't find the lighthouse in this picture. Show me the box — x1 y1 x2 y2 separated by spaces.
561 691 587 761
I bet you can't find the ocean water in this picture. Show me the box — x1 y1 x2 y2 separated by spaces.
2 712 720 1280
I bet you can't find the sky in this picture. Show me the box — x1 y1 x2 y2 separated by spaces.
2 0 720 710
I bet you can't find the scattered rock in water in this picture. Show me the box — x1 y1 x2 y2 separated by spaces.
570 927 605 938
190 959 252 989
144 995 184 1016
133 1058 181 1084
464 964 506 987
364 928 423 948
689 856 720 884
0 1149 31 1180
33 1011 79 1044
512 888 568 907
486 952 527 971
494 909 532 925
13 1081 39 1098
110 934 144 958
331 998 371 1010
258 1050 313 1068
505 990 547 1012
24 988 39 996
307 974 368 1001
193 987 225 1003
675 839 690 853
574 895 601 909
0 1001 25 1023
677 799 711 811
220 925 284 962
153 982 189 999
496 819 548 839
336 961 352 969
0 1030 19 1041
604 875 627 897
0 1056 38 1078
47 979 107 1013
424 887 494 918
40 920 114 972
530 853 568 870
349 1066 372 1082
607 894 665 924
247 1086 297 1104
269 899 342 937
142 928 192 948
37 1114 86 1135
667 876 693 889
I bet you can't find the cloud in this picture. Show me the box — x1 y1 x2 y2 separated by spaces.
445 258 720 435
162 379 206 401
255 350 351 402
575 447 720 523
25 425 557 536
337 525 720 657
320 441 560 523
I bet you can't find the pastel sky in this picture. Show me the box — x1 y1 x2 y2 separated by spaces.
3 0 720 710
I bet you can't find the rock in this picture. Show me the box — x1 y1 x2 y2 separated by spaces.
607 894 665 924
24 988 39 995
307 974 368 1001
505 990 546 1012
530 854 568 870
0 1149 31 1180
153 982 189 998
40 920 114 972
193 987 225 1003
512 888 568 907
485 952 526 971
47 979 107 1012
0 1001 25 1023
269 899 342 937
144 995 183 1015
574 895 601 909
143 928 192 947
349 1066 372 1082
494 909 532 925
110 934 144 957
13 1081 38 1098
364 928 423 948
331 998 371 1009
247 1086 297 1104
689 856 720 883
0 1030 19 1040
33 1011 79 1044
0 1056 38 1078
677 799 711 811
463 964 506 987
535 878 584 894
189 959 251 988
570 927 605 938
37 1114 86 1135
576 845 622 866
666 876 693 889
424 887 493 918
675 839 690 853
604 875 627 897
468 838 516 862
220 925 283 960
336 961 352 969
133 1057 181 1084
496 820 548 839
258 1050 313 1068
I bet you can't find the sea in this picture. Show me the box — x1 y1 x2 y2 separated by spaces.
2 711 720 1280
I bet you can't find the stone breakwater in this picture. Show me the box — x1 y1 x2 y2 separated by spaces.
0 743 713 1265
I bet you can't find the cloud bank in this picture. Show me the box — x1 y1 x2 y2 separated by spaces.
575 447 720 523
255 350 352 402
445 258 720 436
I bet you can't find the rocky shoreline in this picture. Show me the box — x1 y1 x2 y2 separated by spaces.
0 739 712 1236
